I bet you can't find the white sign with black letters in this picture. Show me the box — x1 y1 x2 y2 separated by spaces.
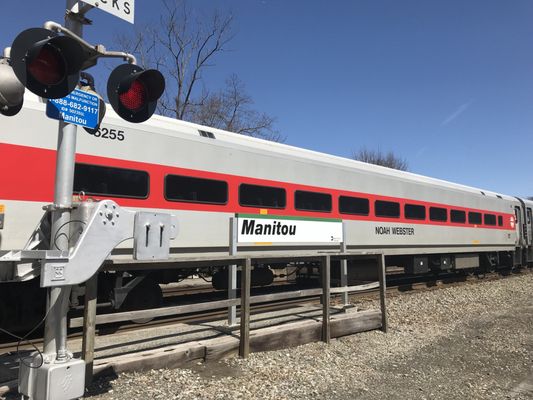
83 0 135 24
237 214 343 243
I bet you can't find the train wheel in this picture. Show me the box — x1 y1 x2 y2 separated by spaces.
120 277 163 324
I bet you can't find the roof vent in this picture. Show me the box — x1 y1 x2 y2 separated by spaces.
199 130 216 139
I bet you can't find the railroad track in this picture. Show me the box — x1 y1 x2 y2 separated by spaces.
0 268 528 354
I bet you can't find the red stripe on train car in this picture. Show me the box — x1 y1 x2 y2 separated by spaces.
0 142 515 231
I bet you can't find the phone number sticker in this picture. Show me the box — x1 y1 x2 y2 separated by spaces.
46 89 100 129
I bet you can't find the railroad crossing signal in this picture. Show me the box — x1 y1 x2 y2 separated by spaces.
0 60 25 116
107 63 165 123
10 28 84 99
3 23 165 124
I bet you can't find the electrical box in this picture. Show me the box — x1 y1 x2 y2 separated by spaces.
454 254 480 270
19 356 85 400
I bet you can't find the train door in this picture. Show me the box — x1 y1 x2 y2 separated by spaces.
514 206 524 266
527 207 533 263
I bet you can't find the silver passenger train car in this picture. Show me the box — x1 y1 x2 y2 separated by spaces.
0 94 531 328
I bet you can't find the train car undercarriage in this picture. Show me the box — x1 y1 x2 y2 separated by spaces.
0 248 524 336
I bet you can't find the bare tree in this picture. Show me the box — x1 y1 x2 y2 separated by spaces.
351 148 409 171
186 74 283 141
116 0 280 141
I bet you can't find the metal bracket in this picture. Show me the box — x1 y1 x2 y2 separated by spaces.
42 203 75 212
41 200 134 287
65 4 93 25
39 200 178 287
111 275 145 309
43 20 137 69
1 200 177 286
133 212 177 260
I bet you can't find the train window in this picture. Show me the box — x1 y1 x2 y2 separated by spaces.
468 212 482 225
375 200 400 218
239 184 286 209
165 175 227 204
429 207 447 222
484 214 496 226
498 215 503 226
339 196 369 215
450 209 466 223
74 163 149 198
295 190 332 212
404 204 425 220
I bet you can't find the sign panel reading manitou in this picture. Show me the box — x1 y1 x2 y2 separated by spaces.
83 0 135 23
236 214 343 243
46 89 100 129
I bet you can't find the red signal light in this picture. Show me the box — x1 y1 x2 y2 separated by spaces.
27 45 66 86
108 64 165 123
10 28 84 99
119 80 146 111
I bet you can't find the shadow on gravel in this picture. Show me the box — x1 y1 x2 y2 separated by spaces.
84 371 119 398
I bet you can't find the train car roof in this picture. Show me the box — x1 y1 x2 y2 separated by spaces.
522 198 533 208
23 93 517 203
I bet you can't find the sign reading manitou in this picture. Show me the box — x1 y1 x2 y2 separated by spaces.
237 214 344 244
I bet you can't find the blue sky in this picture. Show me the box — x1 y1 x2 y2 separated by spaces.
1 1 532 197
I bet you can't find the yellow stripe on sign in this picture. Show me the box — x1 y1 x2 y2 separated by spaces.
260 209 268 215
0 205 4 213
472 240 480 245
254 242 273 246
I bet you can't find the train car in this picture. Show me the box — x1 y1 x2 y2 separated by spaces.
0 94 530 329
515 198 533 265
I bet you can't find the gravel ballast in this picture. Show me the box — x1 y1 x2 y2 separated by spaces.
6 273 533 400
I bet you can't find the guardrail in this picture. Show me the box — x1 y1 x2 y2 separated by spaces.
77 251 387 384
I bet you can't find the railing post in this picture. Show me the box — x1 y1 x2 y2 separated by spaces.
340 222 349 307
377 253 388 332
321 255 330 343
239 257 251 358
81 274 98 386
228 217 238 326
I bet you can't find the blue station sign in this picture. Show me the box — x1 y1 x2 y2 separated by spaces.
46 89 100 129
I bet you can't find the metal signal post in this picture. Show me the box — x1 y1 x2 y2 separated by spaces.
18 4 89 399
42 0 82 363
